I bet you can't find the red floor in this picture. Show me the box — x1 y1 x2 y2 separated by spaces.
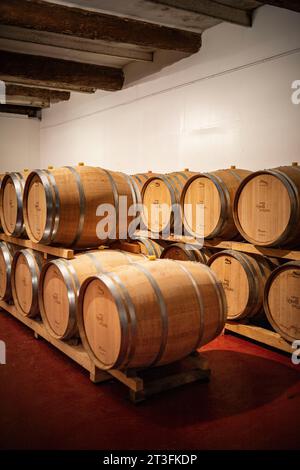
0 309 299 450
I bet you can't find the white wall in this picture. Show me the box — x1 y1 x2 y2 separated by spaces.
0 115 40 173
38 5 300 173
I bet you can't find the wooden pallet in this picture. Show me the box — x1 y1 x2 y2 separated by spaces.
0 233 75 259
134 230 300 261
0 300 101 380
109 352 210 403
0 300 210 402
225 322 293 354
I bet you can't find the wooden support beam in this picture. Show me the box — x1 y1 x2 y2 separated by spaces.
0 103 41 118
5 84 70 107
0 50 124 92
150 0 252 26
258 1 300 13
153 0 253 26
0 25 153 63
0 0 202 53
0 37 132 68
5 85 70 103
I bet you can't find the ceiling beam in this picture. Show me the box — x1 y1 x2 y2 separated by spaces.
0 103 41 119
0 25 153 63
0 0 202 53
0 50 124 93
150 0 252 26
258 1 300 12
5 85 70 103
3 84 70 107
0 37 133 68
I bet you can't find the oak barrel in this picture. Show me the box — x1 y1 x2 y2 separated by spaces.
23 165 138 248
264 262 300 342
141 170 194 233
11 249 45 318
134 236 165 258
233 163 300 247
0 174 4 232
208 250 279 320
181 167 251 239
161 242 212 264
0 241 18 301
39 249 145 340
78 259 227 370
131 171 161 192
0 170 29 237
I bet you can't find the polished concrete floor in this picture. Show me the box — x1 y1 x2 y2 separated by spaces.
0 309 299 450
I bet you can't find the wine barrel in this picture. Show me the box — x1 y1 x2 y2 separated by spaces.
134 237 165 258
181 167 251 240
208 250 279 320
23 165 138 248
0 170 29 237
11 249 45 318
141 170 194 233
78 259 226 370
264 262 300 342
0 174 4 232
0 241 18 301
233 163 300 247
39 249 145 340
161 243 212 264
131 171 161 192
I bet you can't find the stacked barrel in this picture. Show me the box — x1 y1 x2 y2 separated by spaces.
157 162 300 344
0 163 227 376
232 162 300 342
1 160 299 372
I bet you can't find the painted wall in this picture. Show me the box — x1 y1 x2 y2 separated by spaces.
23 6 300 173
0 115 40 173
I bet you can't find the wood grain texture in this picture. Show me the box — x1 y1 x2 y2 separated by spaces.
141 171 194 233
0 104 41 117
5 84 70 106
131 172 160 191
264 261 300 342
78 259 226 370
0 0 202 53
208 250 280 320
11 248 45 318
225 322 293 353
161 242 212 264
0 171 29 237
39 249 145 340
0 174 4 233
23 166 138 248
150 0 252 26
0 299 96 372
0 50 124 92
0 233 74 259
0 298 210 399
233 165 300 247
181 168 252 240
134 229 300 260
0 241 19 301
